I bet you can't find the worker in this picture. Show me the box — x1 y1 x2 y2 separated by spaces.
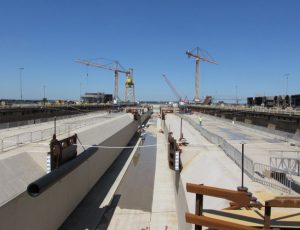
198 116 203 126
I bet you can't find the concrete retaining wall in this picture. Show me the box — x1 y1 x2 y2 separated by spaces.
0 113 89 130
162 119 191 230
0 115 138 230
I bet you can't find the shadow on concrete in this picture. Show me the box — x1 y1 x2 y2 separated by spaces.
59 133 140 230
115 132 157 212
95 194 121 230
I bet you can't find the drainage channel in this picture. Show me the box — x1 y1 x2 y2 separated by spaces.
97 120 157 229
59 132 141 230
113 130 156 211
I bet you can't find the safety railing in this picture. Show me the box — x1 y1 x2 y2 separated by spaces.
269 150 300 177
0 114 110 152
178 114 298 194
190 104 300 116
253 162 293 193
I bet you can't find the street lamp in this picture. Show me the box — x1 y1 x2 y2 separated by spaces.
283 73 290 95
43 85 46 99
80 82 82 99
19 67 24 100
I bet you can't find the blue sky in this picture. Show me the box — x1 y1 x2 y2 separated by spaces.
1 0 300 101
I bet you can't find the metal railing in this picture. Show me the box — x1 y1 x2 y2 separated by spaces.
179 114 298 194
269 150 300 176
190 104 300 116
0 114 111 152
253 163 293 193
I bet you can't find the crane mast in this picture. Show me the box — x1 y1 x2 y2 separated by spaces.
186 47 217 103
75 59 130 102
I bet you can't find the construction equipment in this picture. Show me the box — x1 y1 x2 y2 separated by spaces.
186 47 218 103
162 74 188 105
75 58 132 103
124 69 135 103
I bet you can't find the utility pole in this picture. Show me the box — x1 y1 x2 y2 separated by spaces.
19 67 24 100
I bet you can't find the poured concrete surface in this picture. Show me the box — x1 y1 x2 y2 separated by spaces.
115 132 156 212
165 114 282 229
108 118 178 230
188 113 300 165
150 123 178 230
108 127 156 229
60 134 141 230
0 113 137 230
0 112 126 206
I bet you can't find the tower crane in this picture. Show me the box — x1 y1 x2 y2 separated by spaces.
75 58 132 102
186 47 218 103
162 74 188 104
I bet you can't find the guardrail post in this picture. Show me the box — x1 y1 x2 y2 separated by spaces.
241 143 245 188
17 135 19 146
1 139 3 152
195 193 203 230
298 159 300 176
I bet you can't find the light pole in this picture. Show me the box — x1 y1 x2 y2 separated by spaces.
80 82 82 99
283 73 290 95
19 67 24 100
235 85 238 105
43 85 46 98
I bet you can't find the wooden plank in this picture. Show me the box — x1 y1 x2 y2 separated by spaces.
266 197 300 208
185 213 258 230
186 183 251 206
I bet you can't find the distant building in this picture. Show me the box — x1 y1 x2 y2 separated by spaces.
81 92 113 104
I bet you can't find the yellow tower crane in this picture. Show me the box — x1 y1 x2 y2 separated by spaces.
124 69 135 103
186 47 218 103
75 58 131 103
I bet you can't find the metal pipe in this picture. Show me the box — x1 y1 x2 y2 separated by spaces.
27 146 96 197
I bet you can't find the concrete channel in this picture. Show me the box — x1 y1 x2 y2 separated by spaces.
60 117 157 230
113 131 156 212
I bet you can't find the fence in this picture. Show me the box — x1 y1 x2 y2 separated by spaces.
191 104 300 116
269 150 300 177
178 114 297 194
0 114 109 152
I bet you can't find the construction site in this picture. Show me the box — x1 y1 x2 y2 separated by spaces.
0 40 300 230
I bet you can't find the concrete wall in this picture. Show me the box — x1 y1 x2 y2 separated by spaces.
0 115 138 230
162 120 191 230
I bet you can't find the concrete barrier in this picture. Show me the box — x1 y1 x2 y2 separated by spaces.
162 119 191 230
0 114 138 230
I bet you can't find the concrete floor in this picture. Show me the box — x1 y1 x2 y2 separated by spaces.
188 113 300 165
2 109 300 229
108 119 178 230
164 114 282 213
0 112 126 207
